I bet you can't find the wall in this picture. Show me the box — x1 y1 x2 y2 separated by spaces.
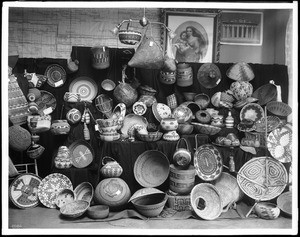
8 8 162 58
219 9 291 64
8 7 291 64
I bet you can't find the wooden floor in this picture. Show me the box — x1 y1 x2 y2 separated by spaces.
4 205 296 236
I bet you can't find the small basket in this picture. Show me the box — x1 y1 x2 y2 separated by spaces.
166 94 178 110
95 94 113 117
194 93 210 109
26 144 45 159
160 71 176 85
166 190 192 212
91 46 110 70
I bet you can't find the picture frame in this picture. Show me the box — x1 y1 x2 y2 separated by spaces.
161 9 221 63
220 11 263 46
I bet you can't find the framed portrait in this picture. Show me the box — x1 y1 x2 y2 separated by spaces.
161 9 221 63
220 11 263 46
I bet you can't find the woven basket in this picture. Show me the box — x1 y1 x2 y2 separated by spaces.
160 71 176 85
169 164 195 195
26 144 45 159
167 190 192 212
8 77 29 125
9 125 31 152
176 66 193 87
91 46 110 69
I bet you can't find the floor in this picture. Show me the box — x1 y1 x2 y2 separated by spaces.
5 204 296 236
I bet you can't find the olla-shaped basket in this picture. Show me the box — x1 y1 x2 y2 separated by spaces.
100 156 123 178
94 178 131 211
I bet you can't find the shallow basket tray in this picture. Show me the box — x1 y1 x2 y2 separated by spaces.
191 122 221 136
60 200 90 218
266 101 292 117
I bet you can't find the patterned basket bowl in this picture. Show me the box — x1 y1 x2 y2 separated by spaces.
254 202 281 220
74 182 94 204
55 188 75 209
192 122 222 136
194 93 210 109
60 200 90 218
96 117 118 127
118 30 142 45
136 131 163 142
87 205 109 219
131 193 168 217
266 101 292 117
26 144 45 159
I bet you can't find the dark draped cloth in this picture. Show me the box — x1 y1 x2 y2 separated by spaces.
10 46 290 193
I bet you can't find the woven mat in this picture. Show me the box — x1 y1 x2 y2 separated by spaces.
60 203 252 224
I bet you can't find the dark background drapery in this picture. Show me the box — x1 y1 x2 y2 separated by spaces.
9 46 290 195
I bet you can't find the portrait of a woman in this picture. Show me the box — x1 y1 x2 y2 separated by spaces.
171 20 210 63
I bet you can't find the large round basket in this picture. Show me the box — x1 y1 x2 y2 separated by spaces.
38 173 73 208
190 183 222 220
194 144 223 181
9 173 42 209
134 150 170 188
94 178 131 211
237 156 288 201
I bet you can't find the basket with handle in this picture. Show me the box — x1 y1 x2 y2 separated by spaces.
100 156 123 178
172 138 191 169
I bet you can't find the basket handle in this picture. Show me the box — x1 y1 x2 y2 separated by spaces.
101 156 116 166
176 137 190 151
